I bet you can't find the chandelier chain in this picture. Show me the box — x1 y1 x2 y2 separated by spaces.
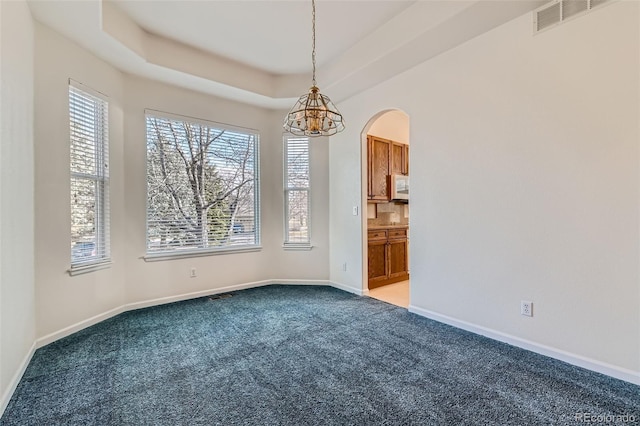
282 0 345 136
311 0 316 86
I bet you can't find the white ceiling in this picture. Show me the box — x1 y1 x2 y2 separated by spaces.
26 0 546 109
113 0 416 75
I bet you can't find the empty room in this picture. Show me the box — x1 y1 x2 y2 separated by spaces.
1 0 638 424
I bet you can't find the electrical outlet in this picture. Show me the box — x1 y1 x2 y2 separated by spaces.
342 262 347 271
521 301 533 317
190 268 197 278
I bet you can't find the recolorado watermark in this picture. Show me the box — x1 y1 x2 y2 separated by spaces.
574 412 637 423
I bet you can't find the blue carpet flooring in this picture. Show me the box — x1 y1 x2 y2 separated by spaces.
1 285 638 425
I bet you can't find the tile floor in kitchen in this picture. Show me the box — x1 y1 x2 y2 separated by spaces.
367 280 409 308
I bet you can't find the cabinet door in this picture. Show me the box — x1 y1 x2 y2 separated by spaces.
391 142 405 176
388 239 408 280
368 239 389 288
403 145 409 175
369 137 390 201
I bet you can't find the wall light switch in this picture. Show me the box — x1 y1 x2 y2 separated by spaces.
352 206 359 216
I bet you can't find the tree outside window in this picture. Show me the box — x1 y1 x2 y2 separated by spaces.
146 114 259 254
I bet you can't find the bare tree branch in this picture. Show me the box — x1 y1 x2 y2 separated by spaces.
146 117 257 250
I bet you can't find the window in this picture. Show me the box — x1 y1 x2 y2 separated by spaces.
69 81 110 270
146 112 260 257
284 135 310 247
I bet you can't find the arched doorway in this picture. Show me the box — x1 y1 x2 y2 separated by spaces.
360 110 410 308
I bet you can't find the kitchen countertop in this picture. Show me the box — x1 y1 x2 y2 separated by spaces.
368 224 409 230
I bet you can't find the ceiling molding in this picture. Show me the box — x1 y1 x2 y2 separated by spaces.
27 0 545 110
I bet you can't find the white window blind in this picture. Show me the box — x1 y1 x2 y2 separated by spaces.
69 82 110 268
146 112 260 256
284 135 310 246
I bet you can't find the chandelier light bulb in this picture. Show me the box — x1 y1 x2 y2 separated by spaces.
283 0 345 137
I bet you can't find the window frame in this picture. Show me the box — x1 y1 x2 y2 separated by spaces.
283 134 312 249
68 80 111 275
144 110 261 261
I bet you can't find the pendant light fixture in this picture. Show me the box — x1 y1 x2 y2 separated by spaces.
283 0 345 137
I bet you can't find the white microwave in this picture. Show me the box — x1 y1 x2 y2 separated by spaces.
390 174 409 200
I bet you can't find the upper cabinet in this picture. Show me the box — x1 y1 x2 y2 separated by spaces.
391 142 408 176
367 136 391 202
367 135 409 202
403 144 409 175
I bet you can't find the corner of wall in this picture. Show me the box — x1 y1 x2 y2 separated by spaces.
0 0 37 416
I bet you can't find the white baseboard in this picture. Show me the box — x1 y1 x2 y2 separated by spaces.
124 279 332 311
408 305 640 386
37 306 126 348
0 342 36 419
8 279 335 417
123 279 274 312
20 281 636 419
329 281 364 296
274 279 332 287
36 279 332 349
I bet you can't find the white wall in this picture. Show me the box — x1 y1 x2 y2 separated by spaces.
122 77 329 305
33 23 329 339
367 110 410 144
34 23 127 339
329 110 409 293
330 1 640 380
0 0 36 410
11 0 637 411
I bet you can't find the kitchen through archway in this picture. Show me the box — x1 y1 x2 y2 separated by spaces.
361 110 410 308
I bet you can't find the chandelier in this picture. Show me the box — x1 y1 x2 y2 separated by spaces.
283 0 345 137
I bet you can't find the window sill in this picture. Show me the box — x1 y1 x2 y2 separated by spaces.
143 246 262 262
282 244 313 251
68 260 112 276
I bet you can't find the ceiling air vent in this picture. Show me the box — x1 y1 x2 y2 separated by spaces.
534 0 615 33
535 2 561 31
562 0 589 19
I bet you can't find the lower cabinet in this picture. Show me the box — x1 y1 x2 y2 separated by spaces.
367 238 389 286
367 227 409 289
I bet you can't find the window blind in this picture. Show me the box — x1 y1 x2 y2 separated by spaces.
146 113 260 255
69 82 110 267
284 135 310 245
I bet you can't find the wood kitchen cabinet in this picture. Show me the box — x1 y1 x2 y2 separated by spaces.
368 136 408 202
368 227 409 289
403 144 409 175
391 142 408 176
367 136 390 202
387 228 409 281
367 229 389 286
